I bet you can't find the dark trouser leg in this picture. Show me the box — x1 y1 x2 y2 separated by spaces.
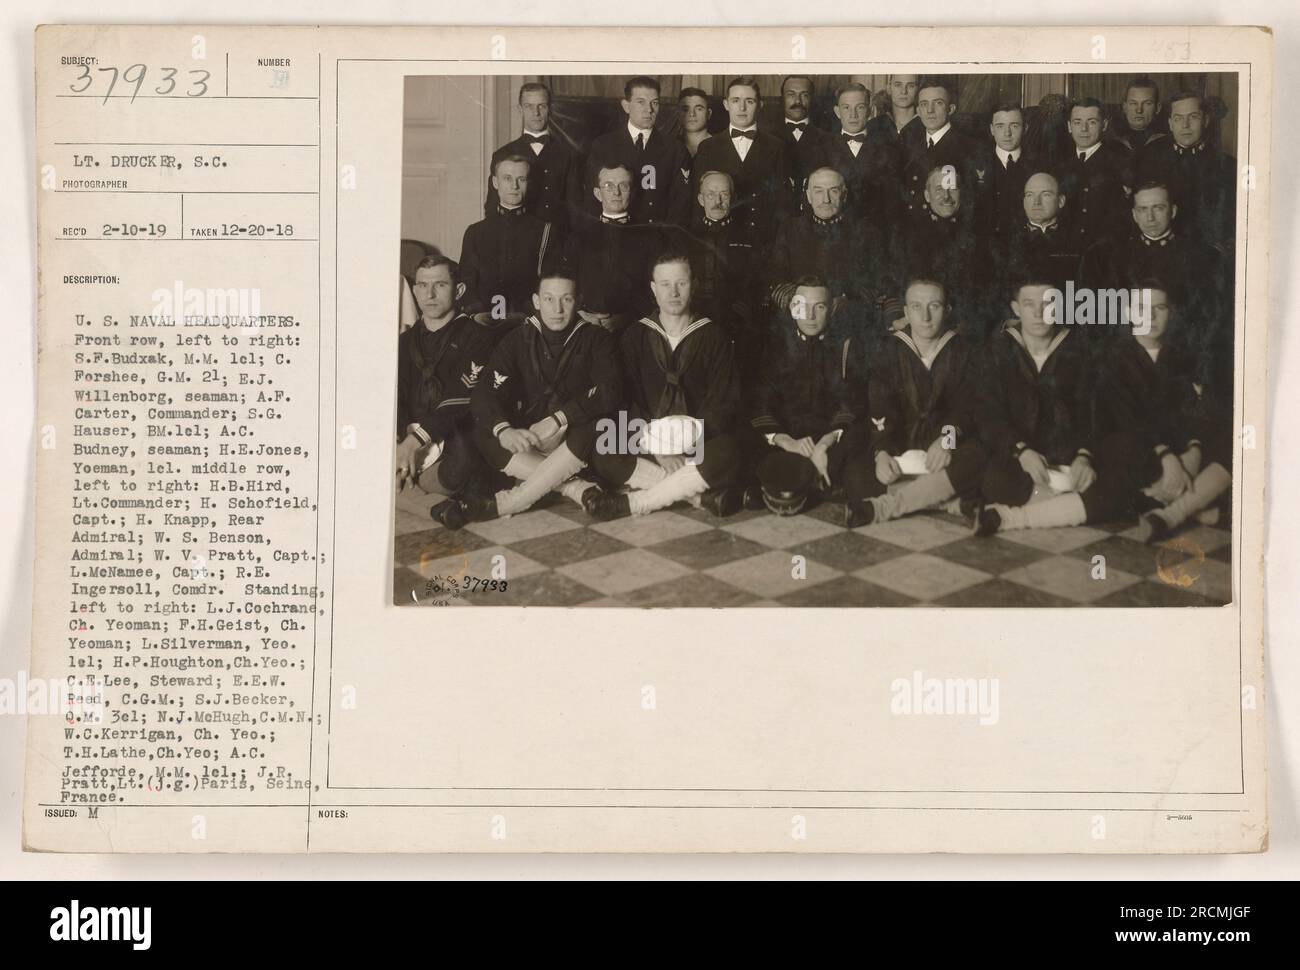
1080 431 1162 524
693 431 747 489
981 454 1036 507
837 424 884 503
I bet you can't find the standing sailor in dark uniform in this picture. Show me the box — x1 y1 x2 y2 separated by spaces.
1058 97 1132 249
974 102 1036 238
459 152 556 321
678 86 713 160
1109 76 1168 157
771 74 831 202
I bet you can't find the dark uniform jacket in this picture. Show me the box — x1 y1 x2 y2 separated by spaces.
751 320 865 440
769 119 833 205
977 324 1096 466
899 123 981 217
971 146 1039 238
994 219 1085 294
471 317 623 434
396 313 503 442
1108 125 1168 158
1093 336 1220 454
583 125 691 225
768 210 888 301
868 329 979 454
459 209 555 315
810 131 902 226
1057 141 1132 249
620 315 740 439
560 215 663 318
1078 228 1222 329
1134 139 1237 252
484 133 580 228
665 218 760 325
691 129 792 242
898 207 990 333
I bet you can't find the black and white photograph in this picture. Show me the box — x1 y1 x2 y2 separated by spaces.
393 70 1240 608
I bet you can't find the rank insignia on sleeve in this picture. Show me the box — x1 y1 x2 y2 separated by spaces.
493 369 509 389
871 416 887 431
461 361 484 388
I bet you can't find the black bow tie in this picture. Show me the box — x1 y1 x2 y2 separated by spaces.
731 128 756 140
842 133 865 144
526 133 548 145
786 120 808 129
497 205 526 217
601 214 628 224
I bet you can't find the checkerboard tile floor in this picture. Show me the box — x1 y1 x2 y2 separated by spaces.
393 488 1234 608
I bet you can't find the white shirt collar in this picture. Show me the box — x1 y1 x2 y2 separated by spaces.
627 120 652 144
523 128 549 138
995 145 1021 166
926 122 952 145
785 117 809 126
601 211 628 221
1076 141 1102 162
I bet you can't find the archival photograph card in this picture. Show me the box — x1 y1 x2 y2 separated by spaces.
25 24 1271 853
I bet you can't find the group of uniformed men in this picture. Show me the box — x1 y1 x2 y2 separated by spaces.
395 73 1236 545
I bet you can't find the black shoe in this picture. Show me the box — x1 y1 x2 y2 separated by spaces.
845 499 874 529
973 505 1001 538
430 498 467 531
742 484 766 511
1137 511 1170 545
584 488 631 521
957 494 982 524
700 486 744 518
458 493 498 522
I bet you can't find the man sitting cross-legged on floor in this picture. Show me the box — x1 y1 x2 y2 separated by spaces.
582 252 748 519
1103 282 1232 542
852 276 986 527
748 275 874 517
396 255 505 503
431 270 623 528
973 278 1100 536
977 280 1231 540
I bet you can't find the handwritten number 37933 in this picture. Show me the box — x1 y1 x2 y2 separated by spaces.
68 64 211 103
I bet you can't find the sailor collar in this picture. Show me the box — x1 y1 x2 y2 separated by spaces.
638 315 712 345
527 315 587 346
894 327 955 370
